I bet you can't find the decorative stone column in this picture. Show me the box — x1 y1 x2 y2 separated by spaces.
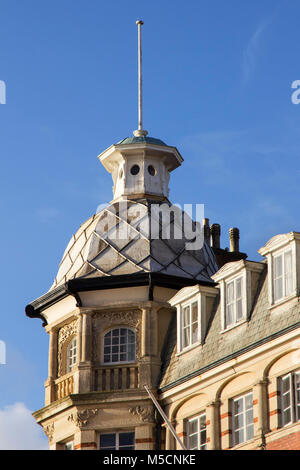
140 305 161 388
141 307 151 357
45 328 58 405
254 378 270 449
206 399 221 450
77 311 93 393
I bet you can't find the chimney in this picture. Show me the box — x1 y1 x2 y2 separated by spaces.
203 218 210 246
210 223 221 249
229 227 240 252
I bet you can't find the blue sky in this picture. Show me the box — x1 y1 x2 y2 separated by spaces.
0 0 299 448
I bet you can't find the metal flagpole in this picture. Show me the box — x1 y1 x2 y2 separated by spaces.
134 20 148 137
144 384 186 450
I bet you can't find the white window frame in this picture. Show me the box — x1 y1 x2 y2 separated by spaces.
279 370 300 427
231 392 254 447
99 431 135 450
186 413 207 450
272 248 294 304
66 337 77 373
102 327 136 365
222 272 247 330
179 297 200 352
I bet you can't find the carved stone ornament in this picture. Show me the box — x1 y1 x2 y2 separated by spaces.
129 406 155 423
92 310 141 363
43 422 55 442
68 408 100 428
57 319 78 377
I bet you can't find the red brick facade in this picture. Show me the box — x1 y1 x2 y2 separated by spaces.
266 430 300 450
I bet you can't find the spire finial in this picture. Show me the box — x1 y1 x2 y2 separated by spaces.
133 20 148 137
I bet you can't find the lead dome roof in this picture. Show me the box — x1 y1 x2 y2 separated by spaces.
51 199 218 290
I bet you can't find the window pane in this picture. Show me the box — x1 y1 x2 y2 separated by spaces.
100 434 116 449
234 414 243 429
234 429 244 445
236 278 242 299
119 432 135 447
227 282 234 302
236 299 243 321
128 343 135 360
283 408 291 425
183 306 190 328
274 278 283 301
189 419 198 435
274 255 283 277
183 326 190 348
226 304 234 326
283 393 290 409
282 376 291 394
246 424 254 441
199 415 206 430
192 322 198 344
246 409 253 426
284 251 293 296
192 302 198 323
245 394 253 410
188 433 198 450
233 397 243 415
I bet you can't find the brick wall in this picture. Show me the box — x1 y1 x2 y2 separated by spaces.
266 430 300 450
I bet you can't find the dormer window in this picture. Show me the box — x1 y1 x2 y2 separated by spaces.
258 232 299 306
273 250 293 302
169 284 218 353
212 259 264 332
225 276 244 327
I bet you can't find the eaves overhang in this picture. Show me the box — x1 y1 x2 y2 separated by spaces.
25 272 216 326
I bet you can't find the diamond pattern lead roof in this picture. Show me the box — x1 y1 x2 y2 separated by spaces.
51 200 218 290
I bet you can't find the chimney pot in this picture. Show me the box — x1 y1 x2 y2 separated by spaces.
203 218 210 246
229 227 240 252
210 223 221 249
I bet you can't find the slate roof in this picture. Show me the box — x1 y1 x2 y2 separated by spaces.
159 265 300 391
51 199 218 290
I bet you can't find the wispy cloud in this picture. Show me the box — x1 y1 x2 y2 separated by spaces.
0 403 48 450
242 19 270 84
241 3 282 85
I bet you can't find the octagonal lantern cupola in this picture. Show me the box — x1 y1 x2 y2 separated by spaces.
98 136 183 202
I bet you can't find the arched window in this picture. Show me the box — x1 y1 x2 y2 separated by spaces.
103 328 136 364
66 337 77 373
